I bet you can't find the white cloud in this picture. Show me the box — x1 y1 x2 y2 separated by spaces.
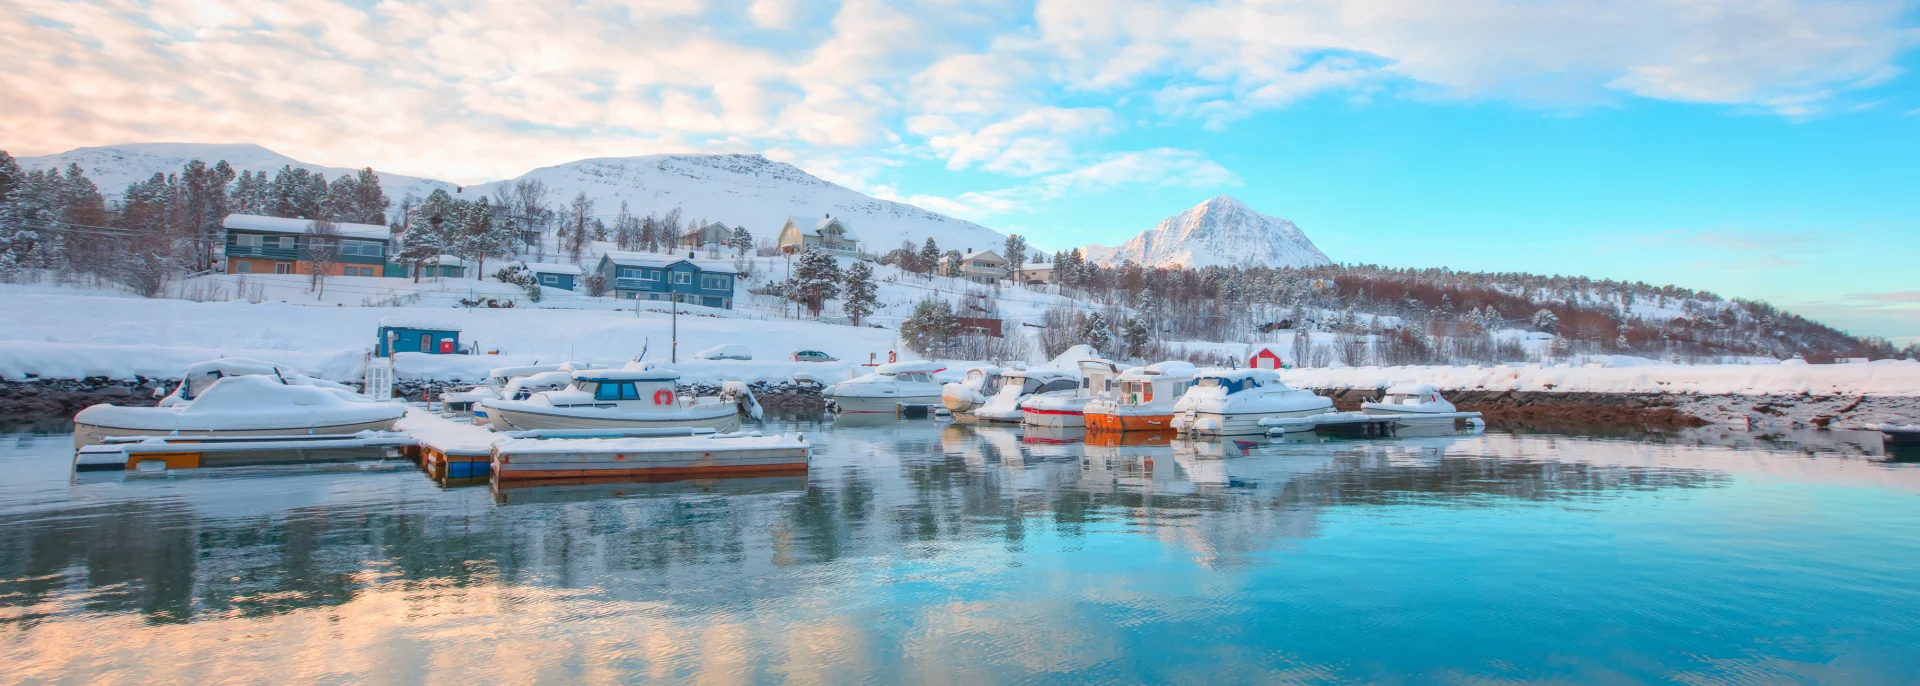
747 0 799 29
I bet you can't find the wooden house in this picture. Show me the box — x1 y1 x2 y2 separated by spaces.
223 214 398 277
596 251 739 309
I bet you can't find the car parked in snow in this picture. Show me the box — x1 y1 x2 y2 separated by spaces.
695 344 753 361
791 350 837 362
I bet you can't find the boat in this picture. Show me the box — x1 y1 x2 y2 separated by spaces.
479 366 751 432
444 362 592 420
1021 359 1126 429
1882 424 1920 446
974 368 1080 422
1361 384 1457 415
1171 368 1333 436
824 360 945 414
1083 361 1197 432
941 365 1005 414
158 358 352 407
73 375 406 448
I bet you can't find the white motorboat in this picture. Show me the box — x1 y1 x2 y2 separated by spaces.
480 367 750 432
1361 384 1457 415
1084 361 1197 432
941 365 1005 414
73 375 406 448
1171 368 1332 436
1022 359 1126 429
159 358 351 407
975 368 1080 422
825 360 945 414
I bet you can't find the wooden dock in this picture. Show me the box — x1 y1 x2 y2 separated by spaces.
75 432 417 472
491 432 810 481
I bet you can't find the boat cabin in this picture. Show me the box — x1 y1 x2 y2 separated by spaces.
171 358 301 404
1004 368 1079 396
1194 368 1284 394
1112 362 1197 406
376 317 462 357
545 369 683 409
875 360 942 384
1078 360 1125 399
1378 384 1444 407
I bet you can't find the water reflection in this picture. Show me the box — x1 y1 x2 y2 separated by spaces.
1 424 1918 682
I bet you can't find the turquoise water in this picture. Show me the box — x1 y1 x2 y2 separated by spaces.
2 422 1918 683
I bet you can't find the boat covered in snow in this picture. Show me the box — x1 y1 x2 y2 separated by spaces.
1022 359 1126 429
1084 361 1197 432
1171 368 1332 436
450 363 596 422
825 360 944 414
974 368 1080 422
1361 384 1457 415
159 358 351 407
480 366 756 432
74 375 405 448
941 366 1006 414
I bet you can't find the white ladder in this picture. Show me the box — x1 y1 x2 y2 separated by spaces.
363 355 394 400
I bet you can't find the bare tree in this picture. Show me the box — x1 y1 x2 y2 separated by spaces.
305 219 342 298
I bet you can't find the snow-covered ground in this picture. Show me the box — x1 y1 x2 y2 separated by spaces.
1273 359 1920 396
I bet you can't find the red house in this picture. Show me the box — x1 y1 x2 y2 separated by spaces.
1249 346 1284 369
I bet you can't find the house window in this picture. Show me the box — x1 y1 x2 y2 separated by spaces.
618 267 642 279
273 236 296 249
234 234 262 248
648 293 662 301
702 296 723 308
540 274 559 285
419 334 431 352
700 274 730 290
275 262 293 274
339 240 384 258
673 271 691 285
234 261 252 274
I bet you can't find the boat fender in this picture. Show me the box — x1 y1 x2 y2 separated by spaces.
654 389 674 405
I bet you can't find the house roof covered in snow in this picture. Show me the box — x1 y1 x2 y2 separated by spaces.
784 215 858 241
378 316 461 331
599 250 737 272
514 260 585 276
223 214 391 241
426 254 463 266
962 249 1004 262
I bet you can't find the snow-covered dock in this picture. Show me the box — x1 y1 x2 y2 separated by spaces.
491 432 810 481
1262 412 1484 438
74 432 416 472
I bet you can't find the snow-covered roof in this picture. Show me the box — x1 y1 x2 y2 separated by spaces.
963 249 1004 262
787 216 859 241
878 360 943 374
1196 368 1282 384
1004 367 1077 381
600 250 737 272
378 316 461 331
183 358 295 378
573 368 680 382
223 214 390 241
1117 361 1197 380
425 254 463 266
515 260 584 276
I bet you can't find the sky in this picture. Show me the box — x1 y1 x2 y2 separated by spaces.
3 0 1918 340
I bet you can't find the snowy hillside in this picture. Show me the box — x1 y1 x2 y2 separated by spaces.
459 154 1006 254
1093 195 1331 269
17 143 455 205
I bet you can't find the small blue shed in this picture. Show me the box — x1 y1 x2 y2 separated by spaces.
515 261 583 291
376 316 462 357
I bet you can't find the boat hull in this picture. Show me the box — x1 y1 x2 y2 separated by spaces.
942 396 983 413
73 417 402 449
1177 408 1330 436
485 404 741 433
1086 411 1176 432
1022 407 1085 428
832 394 941 414
1360 403 1457 415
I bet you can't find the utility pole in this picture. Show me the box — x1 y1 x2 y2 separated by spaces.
671 289 678 363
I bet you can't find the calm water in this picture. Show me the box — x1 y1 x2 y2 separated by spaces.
3 420 1918 684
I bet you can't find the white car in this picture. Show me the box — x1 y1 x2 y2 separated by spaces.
694 344 753 361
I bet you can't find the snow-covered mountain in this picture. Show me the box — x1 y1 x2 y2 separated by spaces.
1091 195 1331 269
17 143 455 203
20 144 1004 254
458 154 1005 253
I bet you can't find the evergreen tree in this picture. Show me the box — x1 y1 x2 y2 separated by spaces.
842 260 877 326
900 298 958 356
176 160 234 272
1077 311 1113 353
267 166 326 219
0 151 31 279
400 189 460 281
942 249 963 278
786 247 842 317
1121 316 1151 358
1531 308 1558 332
460 197 510 276
1003 233 1027 277
918 237 940 275
730 226 754 256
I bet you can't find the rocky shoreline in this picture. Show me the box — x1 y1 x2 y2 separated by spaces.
4 377 1913 432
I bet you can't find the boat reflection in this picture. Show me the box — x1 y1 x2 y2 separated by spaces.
1086 429 1174 447
493 473 808 505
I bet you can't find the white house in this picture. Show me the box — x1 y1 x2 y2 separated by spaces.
959 249 1007 285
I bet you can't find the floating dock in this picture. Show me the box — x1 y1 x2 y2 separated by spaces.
75 432 416 472
1262 411 1484 438
491 432 809 481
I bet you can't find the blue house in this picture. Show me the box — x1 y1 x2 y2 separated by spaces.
513 261 582 291
596 251 739 309
376 317 462 357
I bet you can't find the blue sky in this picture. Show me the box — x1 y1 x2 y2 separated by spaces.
4 0 1917 338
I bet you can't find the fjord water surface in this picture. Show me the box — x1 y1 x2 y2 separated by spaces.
2 421 1917 683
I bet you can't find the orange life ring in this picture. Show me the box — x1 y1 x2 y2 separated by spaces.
653 389 674 405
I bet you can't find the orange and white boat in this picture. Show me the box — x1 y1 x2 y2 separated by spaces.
1083 361 1197 432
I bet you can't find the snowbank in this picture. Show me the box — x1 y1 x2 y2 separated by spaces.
1276 359 1920 396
